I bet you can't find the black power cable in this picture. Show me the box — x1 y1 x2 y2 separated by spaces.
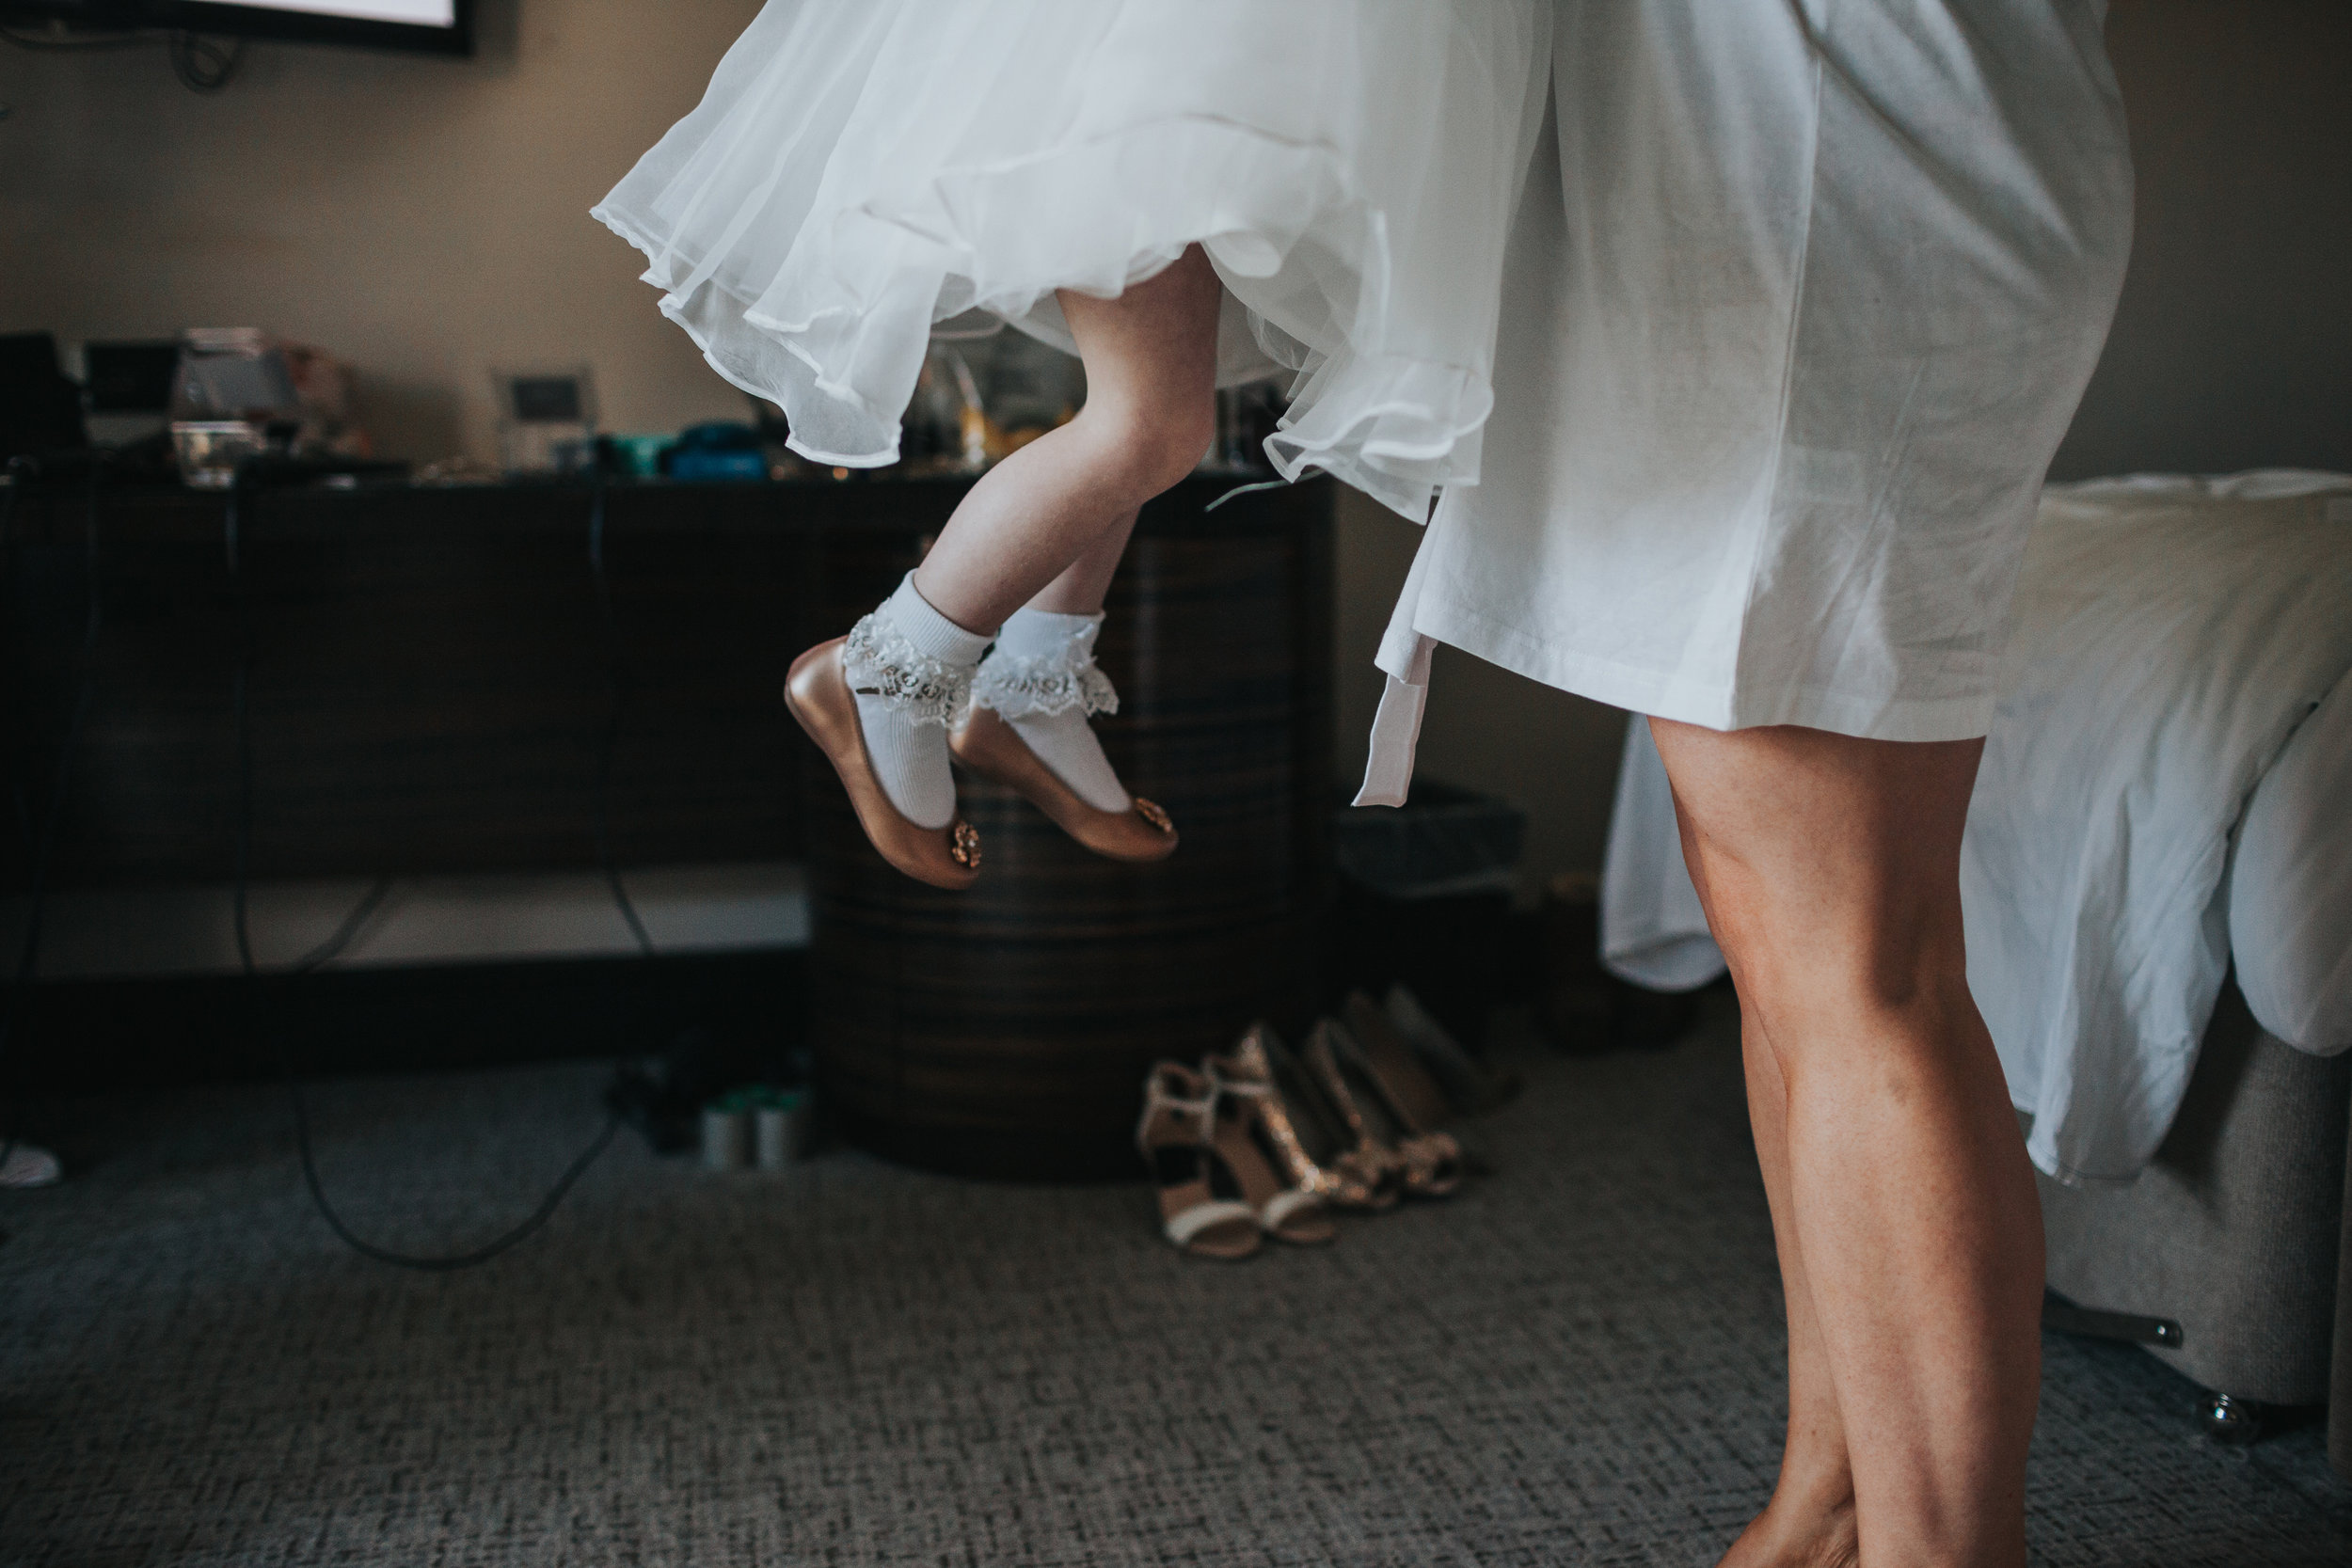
0 26 150 53
3 24 245 96
227 470 628 1272
166 32 243 94
287 875 393 975
589 481 656 961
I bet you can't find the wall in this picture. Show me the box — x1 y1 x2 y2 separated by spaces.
5 0 2347 886
0 0 762 460
2052 0 2352 481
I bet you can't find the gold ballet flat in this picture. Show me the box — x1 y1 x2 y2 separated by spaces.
947 704 1177 863
784 638 981 892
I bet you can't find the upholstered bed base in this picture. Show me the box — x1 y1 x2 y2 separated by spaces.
2036 980 2351 1477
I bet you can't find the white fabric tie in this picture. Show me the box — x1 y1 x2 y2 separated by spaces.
1354 526 1440 808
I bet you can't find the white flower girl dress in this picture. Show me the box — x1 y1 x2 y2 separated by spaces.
595 0 1552 522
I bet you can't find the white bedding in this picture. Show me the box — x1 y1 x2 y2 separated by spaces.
1600 472 2352 1183
2230 662 2352 1053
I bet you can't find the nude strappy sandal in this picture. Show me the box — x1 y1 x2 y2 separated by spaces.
1136 1063 1260 1259
948 705 1177 863
785 638 981 891
1203 1046 1337 1245
1341 991 1456 1131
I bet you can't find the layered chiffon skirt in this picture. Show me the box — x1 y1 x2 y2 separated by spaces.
594 0 1551 520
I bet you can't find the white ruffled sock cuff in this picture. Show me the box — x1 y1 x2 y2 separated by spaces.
843 573 993 726
973 606 1119 720
887 574 993 666
993 606 1102 661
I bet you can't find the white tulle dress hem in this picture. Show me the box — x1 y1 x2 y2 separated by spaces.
596 105 1510 511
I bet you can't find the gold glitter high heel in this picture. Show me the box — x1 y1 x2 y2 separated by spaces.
1305 1018 1464 1200
1204 1055 1336 1246
1206 1023 1397 1213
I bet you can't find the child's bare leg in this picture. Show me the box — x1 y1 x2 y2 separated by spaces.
913 247 1221 632
1027 505 1141 616
833 248 1220 834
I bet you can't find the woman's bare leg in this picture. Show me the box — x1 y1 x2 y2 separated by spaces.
1687 773 1857 1568
913 248 1220 634
1714 1005 1860 1568
1652 721 2041 1568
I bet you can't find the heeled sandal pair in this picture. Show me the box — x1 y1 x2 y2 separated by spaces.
785 637 1177 891
1136 1061 1335 1259
1295 1007 1466 1203
1139 993 1495 1259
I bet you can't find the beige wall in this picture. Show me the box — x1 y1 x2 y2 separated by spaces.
0 0 764 459
2052 0 2352 481
5 1 2345 882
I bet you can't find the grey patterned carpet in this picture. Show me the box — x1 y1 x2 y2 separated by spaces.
3 992 2346 1567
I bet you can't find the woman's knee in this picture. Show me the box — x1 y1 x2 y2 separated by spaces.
1686 834 1973 1032
1723 915 1973 1038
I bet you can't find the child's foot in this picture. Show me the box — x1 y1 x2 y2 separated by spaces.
955 607 1178 863
845 574 992 830
972 608 1130 810
782 574 990 890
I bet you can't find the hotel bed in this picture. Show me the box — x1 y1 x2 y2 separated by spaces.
1599 473 2352 1468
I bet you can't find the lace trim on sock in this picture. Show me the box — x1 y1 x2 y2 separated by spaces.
843 611 973 727
972 630 1120 721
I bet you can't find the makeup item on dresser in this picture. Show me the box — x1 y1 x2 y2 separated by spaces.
81 340 179 451
701 1093 754 1172
170 330 370 486
493 366 598 477
666 421 769 483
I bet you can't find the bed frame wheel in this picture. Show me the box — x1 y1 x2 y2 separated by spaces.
2199 1392 2266 1445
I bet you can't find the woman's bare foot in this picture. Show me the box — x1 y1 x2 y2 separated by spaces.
1718 1488 1859 1568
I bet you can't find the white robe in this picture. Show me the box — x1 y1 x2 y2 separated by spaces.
1361 0 2135 802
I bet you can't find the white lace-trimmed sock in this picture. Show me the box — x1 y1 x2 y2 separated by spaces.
842 574 992 830
973 606 1132 814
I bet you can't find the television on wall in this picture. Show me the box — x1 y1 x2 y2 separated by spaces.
0 1 473 55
